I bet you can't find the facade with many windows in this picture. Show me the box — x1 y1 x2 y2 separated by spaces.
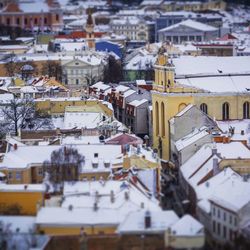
0 0 63 31
62 58 105 89
152 51 250 160
110 17 150 41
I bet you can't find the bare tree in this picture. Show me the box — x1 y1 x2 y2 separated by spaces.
1 96 35 136
103 55 123 83
4 53 18 77
43 146 85 187
41 60 62 81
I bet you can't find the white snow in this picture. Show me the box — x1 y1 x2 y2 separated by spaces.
0 184 45 192
118 210 179 234
170 214 203 236
0 144 123 171
173 56 250 77
0 216 36 233
175 127 209 151
159 19 218 33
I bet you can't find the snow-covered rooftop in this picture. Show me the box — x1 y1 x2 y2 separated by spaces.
159 19 218 33
175 126 209 151
170 214 203 236
0 144 123 171
181 142 250 186
118 210 179 234
0 184 45 192
209 178 250 213
173 56 250 77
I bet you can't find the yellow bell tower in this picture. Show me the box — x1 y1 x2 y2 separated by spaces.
85 9 95 50
153 46 175 93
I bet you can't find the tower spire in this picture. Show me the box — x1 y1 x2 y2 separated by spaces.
85 8 95 50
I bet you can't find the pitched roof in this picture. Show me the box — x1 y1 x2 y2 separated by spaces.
159 19 218 33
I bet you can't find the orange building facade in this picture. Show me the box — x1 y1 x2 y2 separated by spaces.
0 0 63 31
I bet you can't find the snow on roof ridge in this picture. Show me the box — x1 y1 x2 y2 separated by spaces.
159 19 217 33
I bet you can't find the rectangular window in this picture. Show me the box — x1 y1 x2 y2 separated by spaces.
217 209 220 218
8 172 12 180
217 222 221 236
223 226 227 239
213 220 216 233
38 168 43 176
234 217 237 226
229 215 232 224
76 79 79 85
15 171 21 180
213 207 216 216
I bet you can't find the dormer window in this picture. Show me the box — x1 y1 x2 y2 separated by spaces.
92 158 98 168
104 160 110 168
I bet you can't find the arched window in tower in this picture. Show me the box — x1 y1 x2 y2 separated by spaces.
161 102 165 137
222 102 230 120
155 101 159 136
178 103 187 112
200 103 208 114
243 102 250 119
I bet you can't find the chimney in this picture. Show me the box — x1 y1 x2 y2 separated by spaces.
110 190 115 203
124 191 129 201
144 211 151 229
95 191 99 203
93 202 98 211
211 143 217 155
213 157 219 176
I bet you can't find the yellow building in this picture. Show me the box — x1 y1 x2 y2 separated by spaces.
152 51 250 161
163 0 226 12
35 98 113 117
0 184 45 215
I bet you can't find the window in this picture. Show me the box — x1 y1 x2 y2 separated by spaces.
15 171 21 180
224 212 226 221
229 215 232 224
155 102 159 136
217 209 220 218
6 18 10 25
76 79 79 85
234 217 237 226
56 14 59 21
16 18 20 25
44 17 47 24
200 103 208 114
25 18 28 25
213 220 216 233
161 102 165 137
243 102 249 119
8 172 12 180
34 18 38 25
217 222 221 236
223 226 227 239
222 102 230 120
38 168 43 176
94 153 98 158
213 207 216 215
